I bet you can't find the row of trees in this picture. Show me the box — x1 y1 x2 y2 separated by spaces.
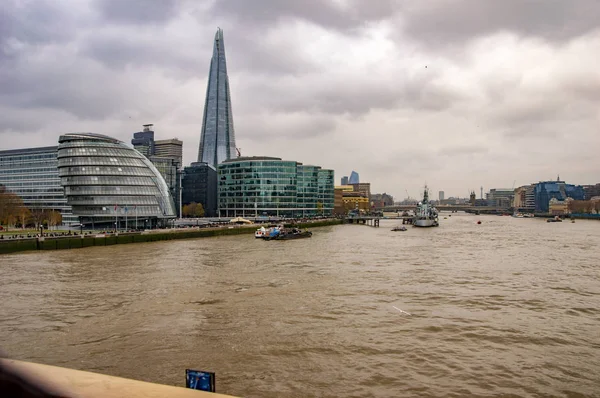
0 185 62 229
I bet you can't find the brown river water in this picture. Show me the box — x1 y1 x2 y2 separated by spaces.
1 214 600 397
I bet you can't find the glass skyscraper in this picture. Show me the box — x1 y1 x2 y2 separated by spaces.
198 28 237 167
349 171 359 184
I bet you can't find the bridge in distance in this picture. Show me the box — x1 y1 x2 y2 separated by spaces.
381 205 507 213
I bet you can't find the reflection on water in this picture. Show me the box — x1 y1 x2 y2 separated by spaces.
1 214 600 397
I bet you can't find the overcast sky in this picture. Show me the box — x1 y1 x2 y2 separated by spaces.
2 0 599 199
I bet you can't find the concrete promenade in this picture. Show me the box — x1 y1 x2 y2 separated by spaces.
0 219 343 255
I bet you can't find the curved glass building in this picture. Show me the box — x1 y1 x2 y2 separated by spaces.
57 133 176 228
218 156 334 217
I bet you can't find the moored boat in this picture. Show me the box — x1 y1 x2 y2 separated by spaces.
413 185 439 227
264 227 312 240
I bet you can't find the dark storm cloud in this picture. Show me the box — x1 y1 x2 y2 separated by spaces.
208 0 395 33
401 0 600 48
94 0 183 25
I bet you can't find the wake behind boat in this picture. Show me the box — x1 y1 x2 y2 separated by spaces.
413 185 439 227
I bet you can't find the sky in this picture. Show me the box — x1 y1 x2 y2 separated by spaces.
1 0 599 200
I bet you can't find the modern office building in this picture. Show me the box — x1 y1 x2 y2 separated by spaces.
534 179 585 213
131 124 155 157
486 189 514 209
0 146 76 225
583 183 600 200
154 138 183 166
131 124 183 217
217 156 334 217
318 169 335 214
439 191 445 201
58 133 177 228
348 171 360 184
298 165 319 214
514 184 536 211
198 28 237 167
181 162 218 217
340 176 349 186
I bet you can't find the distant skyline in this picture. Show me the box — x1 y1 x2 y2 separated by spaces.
1 1 599 199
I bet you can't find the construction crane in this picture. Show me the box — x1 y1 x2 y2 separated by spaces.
236 147 241 157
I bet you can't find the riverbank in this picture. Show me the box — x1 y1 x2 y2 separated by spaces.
0 219 343 255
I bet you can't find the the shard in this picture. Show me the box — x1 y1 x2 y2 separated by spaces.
197 28 237 167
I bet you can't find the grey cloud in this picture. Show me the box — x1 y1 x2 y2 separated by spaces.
1 0 78 47
438 145 489 156
94 0 183 25
400 0 600 48
208 0 395 33
240 113 336 141
236 71 462 118
80 31 207 77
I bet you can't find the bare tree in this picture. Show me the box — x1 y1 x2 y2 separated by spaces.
48 211 63 230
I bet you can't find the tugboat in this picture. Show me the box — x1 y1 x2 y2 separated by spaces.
413 185 439 227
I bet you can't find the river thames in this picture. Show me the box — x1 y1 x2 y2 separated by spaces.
1 214 599 397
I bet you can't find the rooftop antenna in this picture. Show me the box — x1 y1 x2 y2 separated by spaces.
480 186 483 200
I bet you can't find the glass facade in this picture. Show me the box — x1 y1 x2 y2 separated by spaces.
217 157 334 217
349 171 360 184
197 28 237 167
182 162 218 217
318 169 335 214
534 181 585 213
58 133 177 228
0 146 77 225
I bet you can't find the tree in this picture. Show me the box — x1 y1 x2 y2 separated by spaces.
193 202 205 217
182 202 204 218
0 185 26 229
17 206 32 229
48 211 63 229
30 209 48 229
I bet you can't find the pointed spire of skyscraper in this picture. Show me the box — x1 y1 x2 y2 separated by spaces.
198 28 237 167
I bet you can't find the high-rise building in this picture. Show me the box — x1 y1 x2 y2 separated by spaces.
439 191 445 201
0 146 76 225
181 162 218 217
341 176 349 185
197 28 237 167
131 125 183 217
131 124 155 157
154 139 182 166
58 133 176 228
348 171 359 184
